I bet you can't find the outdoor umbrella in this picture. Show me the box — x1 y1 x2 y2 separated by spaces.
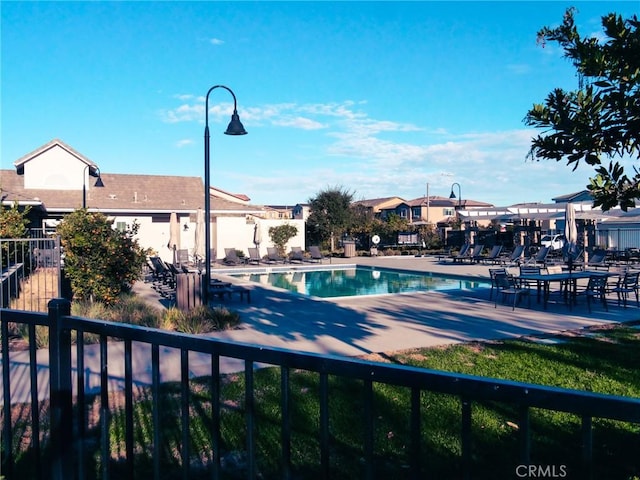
194 208 205 267
168 212 181 264
253 222 262 256
564 203 578 271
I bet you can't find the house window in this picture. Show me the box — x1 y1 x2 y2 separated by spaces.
399 208 407 218
116 221 127 232
411 207 421 219
443 208 455 217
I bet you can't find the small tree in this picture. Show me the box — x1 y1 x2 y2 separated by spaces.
57 209 147 305
0 202 30 238
268 223 298 256
307 187 354 251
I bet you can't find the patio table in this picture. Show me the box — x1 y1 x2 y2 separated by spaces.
518 270 611 310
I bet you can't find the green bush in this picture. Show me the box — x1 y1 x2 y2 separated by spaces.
57 210 148 305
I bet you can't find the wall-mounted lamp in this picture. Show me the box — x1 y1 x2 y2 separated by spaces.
183 224 189 232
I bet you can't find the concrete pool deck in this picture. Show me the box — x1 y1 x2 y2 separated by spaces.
136 255 640 357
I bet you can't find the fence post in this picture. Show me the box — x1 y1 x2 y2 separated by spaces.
48 298 73 480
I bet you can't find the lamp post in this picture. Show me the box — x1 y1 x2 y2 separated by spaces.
449 182 461 209
83 165 104 209
203 85 247 304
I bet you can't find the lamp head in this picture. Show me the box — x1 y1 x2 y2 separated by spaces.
449 190 456 199
225 110 248 136
94 176 105 188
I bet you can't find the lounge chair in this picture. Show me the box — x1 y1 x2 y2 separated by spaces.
454 244 484 264
523 246 551 267
585 249 609 270
478 245 503 264
223 248 245 266
448 243 471 263
247 247 262 265
266 247 286 264
308 246 326 263
499 245 525 266
289 246 305 263
176 248 190 266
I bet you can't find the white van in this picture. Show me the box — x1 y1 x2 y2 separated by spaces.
540 234 565 250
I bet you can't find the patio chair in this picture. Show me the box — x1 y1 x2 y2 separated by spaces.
478 245 503 264
461 244 485 263
488 267 507 300
176 248 190 266
266 247 286 264
247 247 262 265
577 275 609 313
494 272 531 310
289 246 305 263
223 248 245 266
610 271 640 307
308 246 326 263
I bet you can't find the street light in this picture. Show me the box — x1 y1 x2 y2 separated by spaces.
83 165 104 209
449 182 462 209
203 85 247 304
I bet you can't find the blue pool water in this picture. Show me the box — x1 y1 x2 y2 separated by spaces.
229 267 488 299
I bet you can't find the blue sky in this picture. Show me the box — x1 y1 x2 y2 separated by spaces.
2 1 637 207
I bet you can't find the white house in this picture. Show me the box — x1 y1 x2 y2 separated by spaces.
1 139 305 263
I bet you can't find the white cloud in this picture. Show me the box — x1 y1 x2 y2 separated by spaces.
209 38 225 45
175 139 193 148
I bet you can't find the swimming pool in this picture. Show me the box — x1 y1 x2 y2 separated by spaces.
229 267 488 299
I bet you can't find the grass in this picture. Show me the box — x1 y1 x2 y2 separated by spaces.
89 323 640 479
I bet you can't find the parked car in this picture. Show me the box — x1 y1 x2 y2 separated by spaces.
540 234 565 250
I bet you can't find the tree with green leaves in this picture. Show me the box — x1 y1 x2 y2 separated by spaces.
57 209 147 305
307 187 354 251
525 8 639 211
268 223 298 256
0 202 30 239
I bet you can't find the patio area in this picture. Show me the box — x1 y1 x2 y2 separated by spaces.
136 255 640 358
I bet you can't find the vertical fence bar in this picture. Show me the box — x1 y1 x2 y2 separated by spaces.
181 348 190 480
582 415 593 480
210 353 221 480
49 298 73 480
461 397 472 480
245 359 256 480
319 372 329 479
28 323 41 480
100 334 110 480
410 387 421 480
519 405 530 466
124 339 134 479
77 332 86 480
1 316 13 478
281 366 291 480
152 344 161 480
363 379 374 480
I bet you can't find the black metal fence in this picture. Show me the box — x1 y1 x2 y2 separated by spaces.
2 300 639 479
0 236 61 310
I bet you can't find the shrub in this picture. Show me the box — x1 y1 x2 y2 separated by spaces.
57 210 148 305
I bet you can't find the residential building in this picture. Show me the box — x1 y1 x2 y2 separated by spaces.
1 139 305 263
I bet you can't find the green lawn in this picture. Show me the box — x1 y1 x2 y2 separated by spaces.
103 322 640 480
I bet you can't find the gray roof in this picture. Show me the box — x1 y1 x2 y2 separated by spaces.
0 169 263 213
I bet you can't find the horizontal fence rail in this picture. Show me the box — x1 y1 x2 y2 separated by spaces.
1 299 639 479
